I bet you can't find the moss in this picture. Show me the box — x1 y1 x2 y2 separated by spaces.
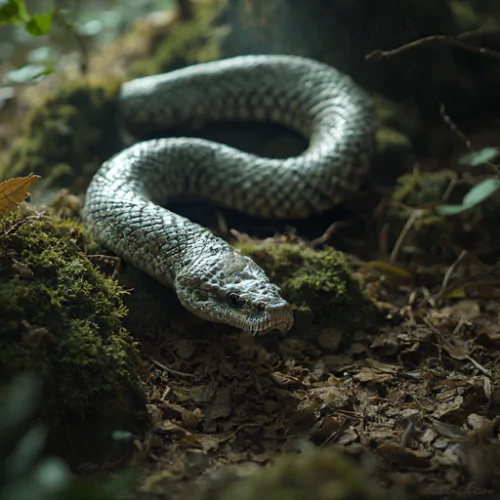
3 82 122 186
131 0 229 77
184 449 386 500
392 167 457 207
0 209 141 420
235 241 377 339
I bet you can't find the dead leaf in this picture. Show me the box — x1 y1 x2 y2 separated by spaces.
206 386 233 420
375 443 432 469
0 174 41 212
353 367 394 383
364 261 414 286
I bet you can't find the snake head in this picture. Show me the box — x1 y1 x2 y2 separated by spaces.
174 251 293 335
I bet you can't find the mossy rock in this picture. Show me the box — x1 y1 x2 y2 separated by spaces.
0 209 143 455
182 449 387 500
235 241 377 341
3 82 122 187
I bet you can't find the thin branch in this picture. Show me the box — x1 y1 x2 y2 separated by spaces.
53 4 88 75
150 358 194 378
439 103 474 154
441 249 467 291
366 30 500 63
439 103 500 174
390 209 424 263
309 220 350 248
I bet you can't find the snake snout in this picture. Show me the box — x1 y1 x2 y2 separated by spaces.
260 301 294 334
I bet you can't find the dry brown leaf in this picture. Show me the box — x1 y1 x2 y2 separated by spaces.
0 174 41 212
364 260 414 285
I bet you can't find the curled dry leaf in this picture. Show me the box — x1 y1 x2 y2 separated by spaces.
0 174 41 212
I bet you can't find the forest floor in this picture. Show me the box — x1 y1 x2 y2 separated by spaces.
1 2 500 500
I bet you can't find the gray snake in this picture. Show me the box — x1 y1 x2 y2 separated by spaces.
83 55 375 335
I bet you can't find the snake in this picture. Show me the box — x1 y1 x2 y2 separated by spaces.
82 55 375 335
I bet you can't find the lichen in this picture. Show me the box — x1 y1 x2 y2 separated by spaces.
0 208 142 419
235 241 377 339
3 82 122 185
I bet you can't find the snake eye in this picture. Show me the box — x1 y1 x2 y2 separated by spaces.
227 292 245 308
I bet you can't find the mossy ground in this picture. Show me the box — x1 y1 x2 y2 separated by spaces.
0 208 144 459
0 1 235 462
236 240 378 341
3 1 499 497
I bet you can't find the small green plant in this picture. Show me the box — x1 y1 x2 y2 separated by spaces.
436 147 500 215
0 0 54 36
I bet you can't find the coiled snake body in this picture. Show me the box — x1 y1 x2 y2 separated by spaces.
83 55 375 334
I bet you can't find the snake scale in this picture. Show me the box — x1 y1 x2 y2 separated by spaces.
83 55 375 335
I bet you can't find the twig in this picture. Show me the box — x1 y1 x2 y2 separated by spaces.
390 209 424 263
366 30 500 63
0 213 47 237
466 355 489 376
150 358 194 378
309 220 350 248
54 4 88 75
85 254 121 279
439 103 500 174
439 103 474 154
441 249 467 292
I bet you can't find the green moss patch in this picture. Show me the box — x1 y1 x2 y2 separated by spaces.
0 209 141 420
236 241 377 339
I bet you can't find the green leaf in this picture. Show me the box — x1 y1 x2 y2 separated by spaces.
5 63 54 83
459 147 500 166
435 204 468 215
436 178 500 215
463 178 500 205
25 9 53 36
0 0 27 24
33 457 70 490
111 430 133 441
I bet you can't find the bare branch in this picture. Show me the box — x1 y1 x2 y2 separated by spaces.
366 30 500 63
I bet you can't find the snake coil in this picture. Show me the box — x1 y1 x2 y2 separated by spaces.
83 55 375 334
